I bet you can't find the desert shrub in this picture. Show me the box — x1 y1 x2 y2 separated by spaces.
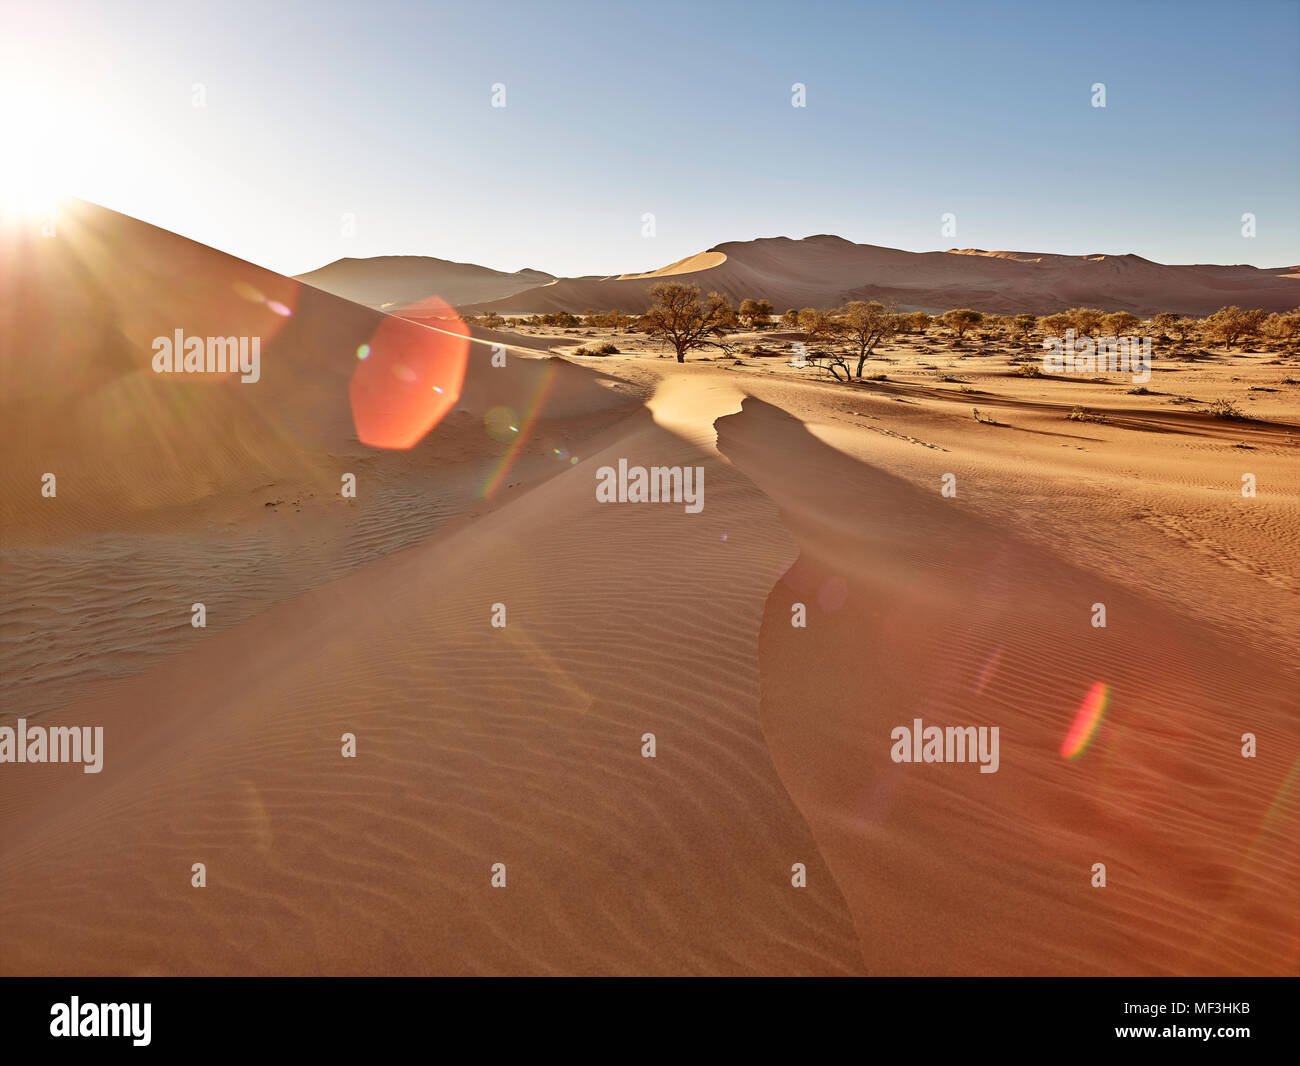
1261 310 1300 343
1205 397 1249 420
1068 406 1108 423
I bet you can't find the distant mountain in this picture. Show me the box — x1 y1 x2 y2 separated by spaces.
450 235 1298 317
295 255 555 311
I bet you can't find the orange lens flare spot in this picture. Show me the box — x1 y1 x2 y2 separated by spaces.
348 299 469 449
1061 681 1111 760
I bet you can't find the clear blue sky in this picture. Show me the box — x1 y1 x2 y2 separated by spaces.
4 0 1297 276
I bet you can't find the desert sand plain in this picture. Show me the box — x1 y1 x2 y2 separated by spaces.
1 200 1297 975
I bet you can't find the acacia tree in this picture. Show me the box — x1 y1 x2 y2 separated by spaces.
738 298 774 328
641 282 734 362
1103 311 1141 336
1169 316 1200 345
1011 313 1037 346
797 308 839 348
839 300 900 378
941 308 983 344
1203 306 1266 349
1151 312 1179 340
1066 307 1106 336
1042 312 1072 336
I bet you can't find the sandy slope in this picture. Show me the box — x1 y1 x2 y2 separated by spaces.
0 395 864 976
718 397 1298 975
0 203 863 974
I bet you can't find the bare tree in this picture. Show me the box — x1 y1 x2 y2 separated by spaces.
839 300 900 378
640 282 734 362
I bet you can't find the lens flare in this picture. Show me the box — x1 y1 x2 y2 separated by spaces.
1061 681 1110 759
348 297 468 449
974 644 1004 695
481 360 561 498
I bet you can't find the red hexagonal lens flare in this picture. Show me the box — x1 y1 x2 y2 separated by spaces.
348 296 469 449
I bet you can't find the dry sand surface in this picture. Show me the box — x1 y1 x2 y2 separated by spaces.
1 202 1297 975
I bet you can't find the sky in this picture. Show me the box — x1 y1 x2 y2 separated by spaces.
1 0 1297 277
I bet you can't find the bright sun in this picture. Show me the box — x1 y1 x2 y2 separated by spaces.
0 66 76 217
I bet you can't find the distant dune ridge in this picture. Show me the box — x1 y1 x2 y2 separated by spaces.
294 255 555 312
300 234 1299 317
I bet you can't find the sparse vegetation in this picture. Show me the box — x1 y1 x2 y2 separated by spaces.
1205 397 1250 421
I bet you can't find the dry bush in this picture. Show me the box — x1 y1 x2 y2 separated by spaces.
1068 405 1108 423
1205 397 1250 420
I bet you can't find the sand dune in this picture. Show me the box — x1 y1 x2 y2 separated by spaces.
458 234 1299 316
3 201 1295 976
716 397 1298 975
616 250 728 280
295 255 554 312
0 202 864 974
